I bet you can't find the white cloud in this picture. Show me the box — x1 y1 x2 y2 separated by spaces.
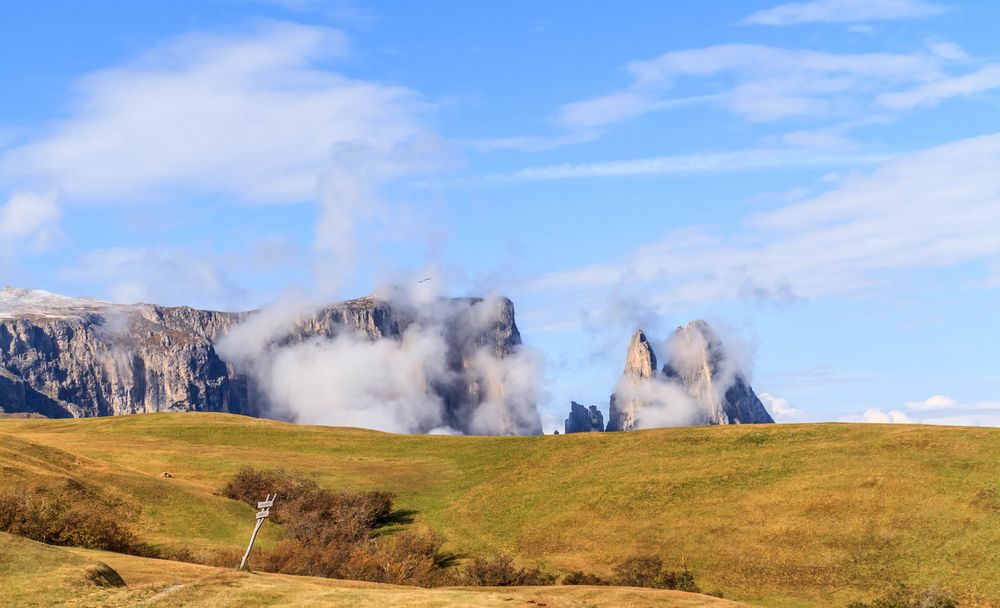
527 132 1000 313
556 44 947 129
0 21 432 204
906 394 959 410
877 64 1000 109
856 396 1000 427
465 130 602 153
759 392 803 420
905 394 1000 412
743 0 946 26
61 247 248 309
0 191 61 251
862 408 913 423
472 148 887 183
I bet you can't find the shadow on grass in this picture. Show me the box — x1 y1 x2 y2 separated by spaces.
434 550 466 569
383 508 418 526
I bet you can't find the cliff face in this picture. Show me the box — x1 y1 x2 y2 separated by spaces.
0 289 532 433
660 321 774 426
605 329 656 432
564 401 604 433
606 321 774 431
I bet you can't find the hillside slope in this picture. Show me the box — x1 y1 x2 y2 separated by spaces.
0 533 745 608
1 413 999 607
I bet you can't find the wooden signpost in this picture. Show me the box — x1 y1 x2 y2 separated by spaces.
238 493 277 571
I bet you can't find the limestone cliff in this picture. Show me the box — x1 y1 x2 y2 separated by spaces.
661 321 774 426
605 329 657 431
606 321 774 430
0 288 533 433
564 401 604 433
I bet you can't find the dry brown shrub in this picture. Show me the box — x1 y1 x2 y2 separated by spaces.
0 480 157 557
461 553 556 586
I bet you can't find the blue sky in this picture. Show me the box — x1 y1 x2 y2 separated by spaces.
3 0 1000 429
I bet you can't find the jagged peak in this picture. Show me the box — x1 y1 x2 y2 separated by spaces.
624 328 657 379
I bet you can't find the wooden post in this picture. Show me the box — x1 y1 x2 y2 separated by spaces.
239 493 276 571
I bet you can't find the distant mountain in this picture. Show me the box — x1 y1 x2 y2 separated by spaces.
0 288 538 435
605 321 774 430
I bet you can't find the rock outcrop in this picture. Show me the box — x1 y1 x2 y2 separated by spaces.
564 401 604 433
0 288 535 434
660 320 773 426
605 329 657 432
606 321 774 431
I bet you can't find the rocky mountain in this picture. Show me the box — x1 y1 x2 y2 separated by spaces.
564 401 604 433
605 321 774 430
0 288 535 434
605 329 657 432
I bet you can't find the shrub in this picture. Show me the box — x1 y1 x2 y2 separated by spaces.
613 555 664 587
611 555 700 592
342 531 452 587
226 468 456 587
461 553 556 586
0 480 156 557
847 584 958 608
221 467 393 544
562 570 608 585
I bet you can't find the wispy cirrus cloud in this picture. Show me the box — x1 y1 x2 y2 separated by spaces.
525 132 1000 321
555 43 952 130
878 65 1000 109
451 148 888 184
743 0 947 26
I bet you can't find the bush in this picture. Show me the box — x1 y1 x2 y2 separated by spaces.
224 468 570 588
225 467 455 587
222 467 393 544
0 480 156 557
612 555 700 592
847 584 958 608
342 531 452 586
562 570 608 585
461 553 556 586
613 555 664 587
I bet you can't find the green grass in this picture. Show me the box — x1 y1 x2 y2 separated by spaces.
2 413 999 607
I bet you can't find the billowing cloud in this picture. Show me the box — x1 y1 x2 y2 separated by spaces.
759 392 803 420
906 395 959 410
216 292 545 436
862 409 912 423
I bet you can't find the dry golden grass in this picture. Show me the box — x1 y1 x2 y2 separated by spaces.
0 532 745 607
1 413 999 606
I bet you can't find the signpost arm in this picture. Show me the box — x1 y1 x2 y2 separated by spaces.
238 493 276 571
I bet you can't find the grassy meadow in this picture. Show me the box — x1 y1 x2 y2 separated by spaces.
1 412 999 606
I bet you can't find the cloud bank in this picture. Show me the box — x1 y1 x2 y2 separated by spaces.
217 291 545 436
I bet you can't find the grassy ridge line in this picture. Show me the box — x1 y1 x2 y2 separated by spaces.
1 413 999 607
0 533 747 608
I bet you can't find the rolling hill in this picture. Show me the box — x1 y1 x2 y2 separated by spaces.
1 413 999 607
